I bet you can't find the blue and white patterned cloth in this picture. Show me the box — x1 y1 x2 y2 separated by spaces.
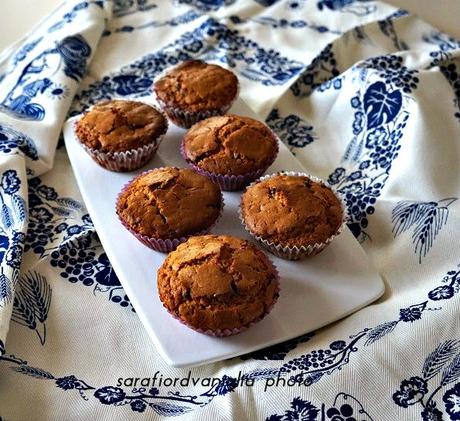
1 1 460 419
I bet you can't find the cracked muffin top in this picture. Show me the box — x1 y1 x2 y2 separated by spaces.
153 60 238 112
182 114 278 175
241 174 343 247
157 235 279 332
116 167 222 239
76 100 167 153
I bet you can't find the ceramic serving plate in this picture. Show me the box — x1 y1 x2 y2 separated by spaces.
63 97 384 368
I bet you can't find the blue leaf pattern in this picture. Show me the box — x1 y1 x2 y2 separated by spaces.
363 81 402 129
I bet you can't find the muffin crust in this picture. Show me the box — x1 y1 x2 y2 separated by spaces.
183 115 278 175
76 100 167 153
157 235 278 332
116 168 221 239
154 60 238 112
241 174 343 246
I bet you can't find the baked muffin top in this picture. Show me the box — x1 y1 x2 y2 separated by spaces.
182 114 278 175
241 174 343 246
153 60 238 112
76 100 167 153
116 167 221 239
157 235 278 332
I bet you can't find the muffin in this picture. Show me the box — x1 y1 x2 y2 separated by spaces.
76 99 168 172
153 60 238 128
240 172 346 260
157 235 279 336
181 114 279 191
116 167 223 252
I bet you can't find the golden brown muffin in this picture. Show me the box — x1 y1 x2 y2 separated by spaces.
241 174 343 247
154 60 238 113
182 114 278 176
157 235 279 334
116 167 222 239
76 99 167 153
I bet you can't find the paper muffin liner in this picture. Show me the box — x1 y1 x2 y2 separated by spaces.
163 257 280 337
156 100 234 130
116 169 224 252
153 67 240 129
180 131 279 191
76 102 168 172
239 171 349 260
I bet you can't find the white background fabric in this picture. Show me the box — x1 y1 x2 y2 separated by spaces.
0 1 460 420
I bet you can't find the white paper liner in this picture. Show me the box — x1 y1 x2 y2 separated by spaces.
239 171 349 260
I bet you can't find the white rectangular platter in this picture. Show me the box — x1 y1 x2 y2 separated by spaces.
63 97 384 368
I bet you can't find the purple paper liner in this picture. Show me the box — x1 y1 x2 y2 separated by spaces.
180 131 279 191
239 171 349 261
76 102 168 172
153 67 240 129
162 257 280 337
115 168 224 253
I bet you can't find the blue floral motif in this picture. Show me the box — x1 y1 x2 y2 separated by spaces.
0 169 26 306
5 245 22 269
56 375 81 390
0 124 38 161
399 303 427 322
393 339 460 419
266 109 316 152
429 285 454 301
266 397 319 421
290 44 341 98
25 178 91 257
130 400 147 412
421 403 443 421
393 376 428 408
37 186 58 201
1 171 21 195
30 207 53 223
267 394 373 421
392 198 457 263
94 386 126 404
72 18 304 113
444 383 460 419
